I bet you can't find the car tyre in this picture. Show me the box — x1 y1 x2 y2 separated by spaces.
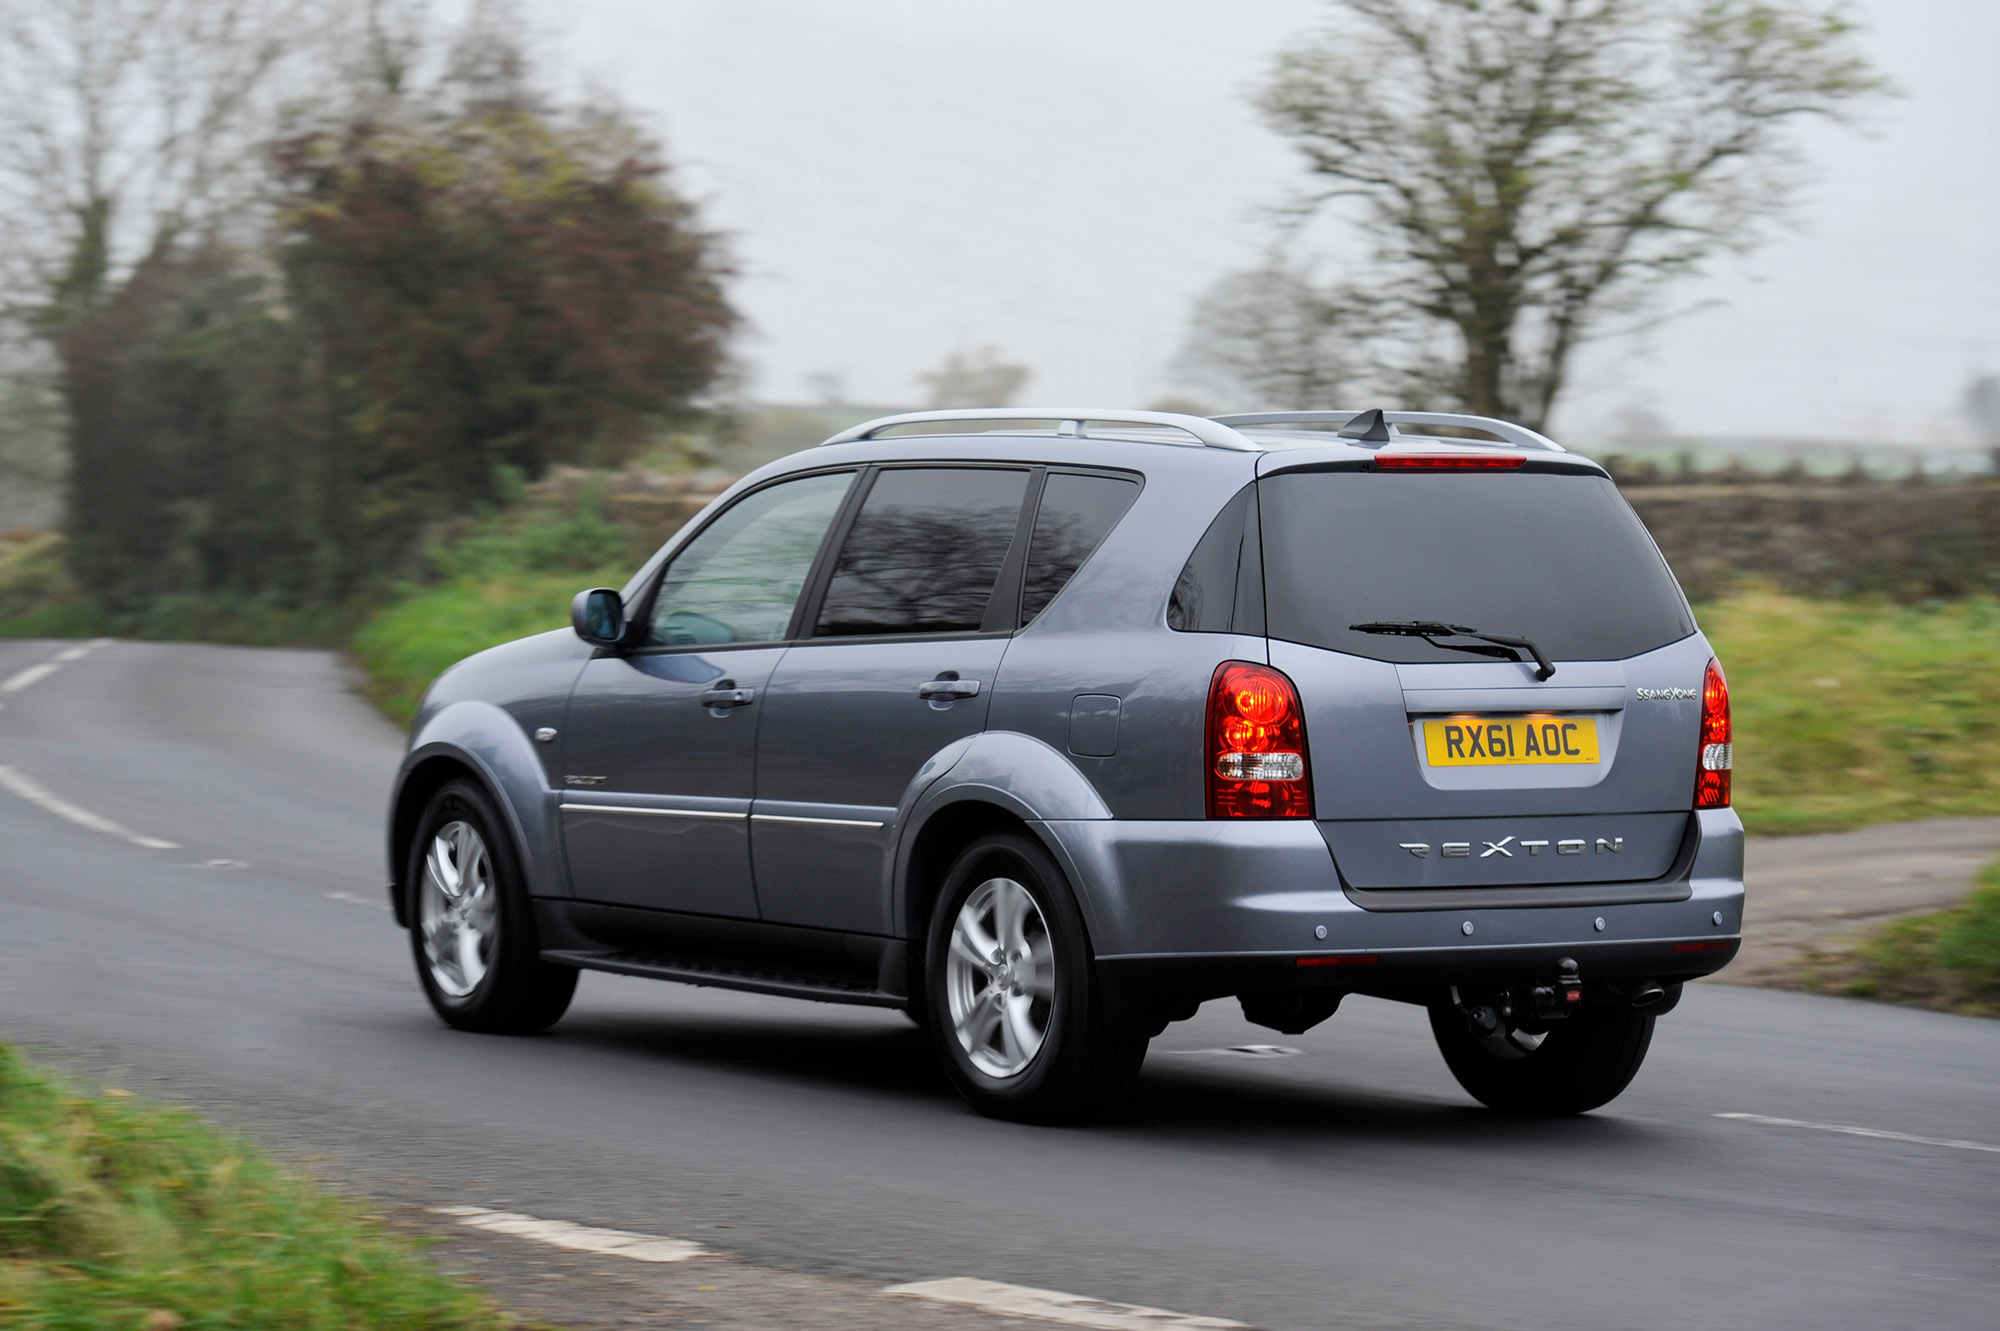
1428 1002 1654 1115
408 778 576 1034
923 831 1146 1123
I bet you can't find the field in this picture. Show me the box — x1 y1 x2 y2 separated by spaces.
0 1043 514 1329
1702 590 2000 834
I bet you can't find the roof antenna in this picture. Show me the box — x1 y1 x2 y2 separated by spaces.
1337 408 1393 443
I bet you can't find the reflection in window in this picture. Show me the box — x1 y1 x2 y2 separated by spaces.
646 471 852 647
1019 473 1139 625
1167 485 1254 633
815 468 1029 636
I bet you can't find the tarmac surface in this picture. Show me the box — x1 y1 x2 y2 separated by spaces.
2 637 1997 1330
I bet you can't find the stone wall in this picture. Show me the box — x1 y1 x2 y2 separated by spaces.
545 464 2000 605
1625 480 2000 602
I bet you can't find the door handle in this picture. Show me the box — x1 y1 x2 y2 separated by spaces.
698 685 756 709
917 676 981 701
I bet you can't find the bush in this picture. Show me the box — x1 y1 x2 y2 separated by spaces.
0 532 102 637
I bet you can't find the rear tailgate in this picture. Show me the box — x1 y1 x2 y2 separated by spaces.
1255 456 1710 893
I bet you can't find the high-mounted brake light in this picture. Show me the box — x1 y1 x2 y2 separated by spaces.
1207 661 1312 818
1695 658 1731 809
1373 454 1525 471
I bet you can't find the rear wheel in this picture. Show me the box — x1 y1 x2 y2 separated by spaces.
408 779 576 1034
923 832 1146 1123
1428 1002 1654 1115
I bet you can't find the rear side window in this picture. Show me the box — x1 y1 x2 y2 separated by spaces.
814 467 1030 636
1167 485 1264 634
1259 470 1692 663
1019 472 1140 625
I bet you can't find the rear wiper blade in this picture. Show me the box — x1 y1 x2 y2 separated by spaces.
1348 620 1556 681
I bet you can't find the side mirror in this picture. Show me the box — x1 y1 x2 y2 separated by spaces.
571 587 627 648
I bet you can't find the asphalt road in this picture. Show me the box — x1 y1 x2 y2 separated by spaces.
2 638 1997 1331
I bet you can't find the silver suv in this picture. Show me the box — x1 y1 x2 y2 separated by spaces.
386 408 1743 1121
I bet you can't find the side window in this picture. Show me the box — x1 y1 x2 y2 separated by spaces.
814 467 1030 637
1167 484 1262 633
645 471 853 647
1018 472 1140 625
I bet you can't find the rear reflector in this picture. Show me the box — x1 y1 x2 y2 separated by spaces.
1373 454 1525 471
1672 940 1732 954
1296 954 1379 967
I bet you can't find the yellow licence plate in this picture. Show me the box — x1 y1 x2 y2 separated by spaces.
1422 716 1600 767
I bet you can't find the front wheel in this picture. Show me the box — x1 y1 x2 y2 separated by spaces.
1428 1003 1655 1115
408 778 576 1034
923 832 1146 1123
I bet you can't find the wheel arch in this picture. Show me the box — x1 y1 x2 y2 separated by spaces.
388 701 560 928
891 730 1115 954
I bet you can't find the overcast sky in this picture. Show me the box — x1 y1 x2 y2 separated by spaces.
529 0 2000 445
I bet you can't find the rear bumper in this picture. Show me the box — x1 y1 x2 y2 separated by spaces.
1040 807 1743 1002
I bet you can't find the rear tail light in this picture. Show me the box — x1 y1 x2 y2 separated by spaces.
1695 658 1731 809
1207 661 1313 818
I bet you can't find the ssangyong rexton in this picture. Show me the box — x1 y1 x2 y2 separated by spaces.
386 408 1742 1122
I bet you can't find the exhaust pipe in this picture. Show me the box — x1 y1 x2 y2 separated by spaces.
1628 981 1667 1009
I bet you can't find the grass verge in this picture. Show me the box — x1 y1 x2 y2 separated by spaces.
1699 589 2000 834
350 498 634 725
0 1041 517 1329
1796 859 2000 1017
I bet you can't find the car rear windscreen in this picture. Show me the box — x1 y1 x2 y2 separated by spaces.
1258 470 1694 664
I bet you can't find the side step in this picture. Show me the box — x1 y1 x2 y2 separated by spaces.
543 950 908 1009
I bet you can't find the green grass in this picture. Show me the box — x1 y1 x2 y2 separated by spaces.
1699 590 2000 834
1799 859 2000 1016
350 497 637 725
352 569 620 724
0 1042 516 1329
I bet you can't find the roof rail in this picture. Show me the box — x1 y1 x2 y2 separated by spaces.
820 408 1261 452
1210 410 1565 453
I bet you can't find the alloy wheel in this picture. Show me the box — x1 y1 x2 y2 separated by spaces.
419 819 498 999
945 876 1055 1079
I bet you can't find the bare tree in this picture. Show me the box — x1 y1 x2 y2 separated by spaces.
0 0 326 330
1255 0 1888 428
1173 264 1374 410
918 346 1032 409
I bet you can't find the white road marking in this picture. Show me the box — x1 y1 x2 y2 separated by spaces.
54 645 91 662
1 663 58 693
0 765 180 850
885 1278 1248 1330
1717 1112 2000 1155
324 890 389 910
430 1206 708 1263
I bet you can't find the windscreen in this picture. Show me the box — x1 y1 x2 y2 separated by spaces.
1259 470 1694 663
